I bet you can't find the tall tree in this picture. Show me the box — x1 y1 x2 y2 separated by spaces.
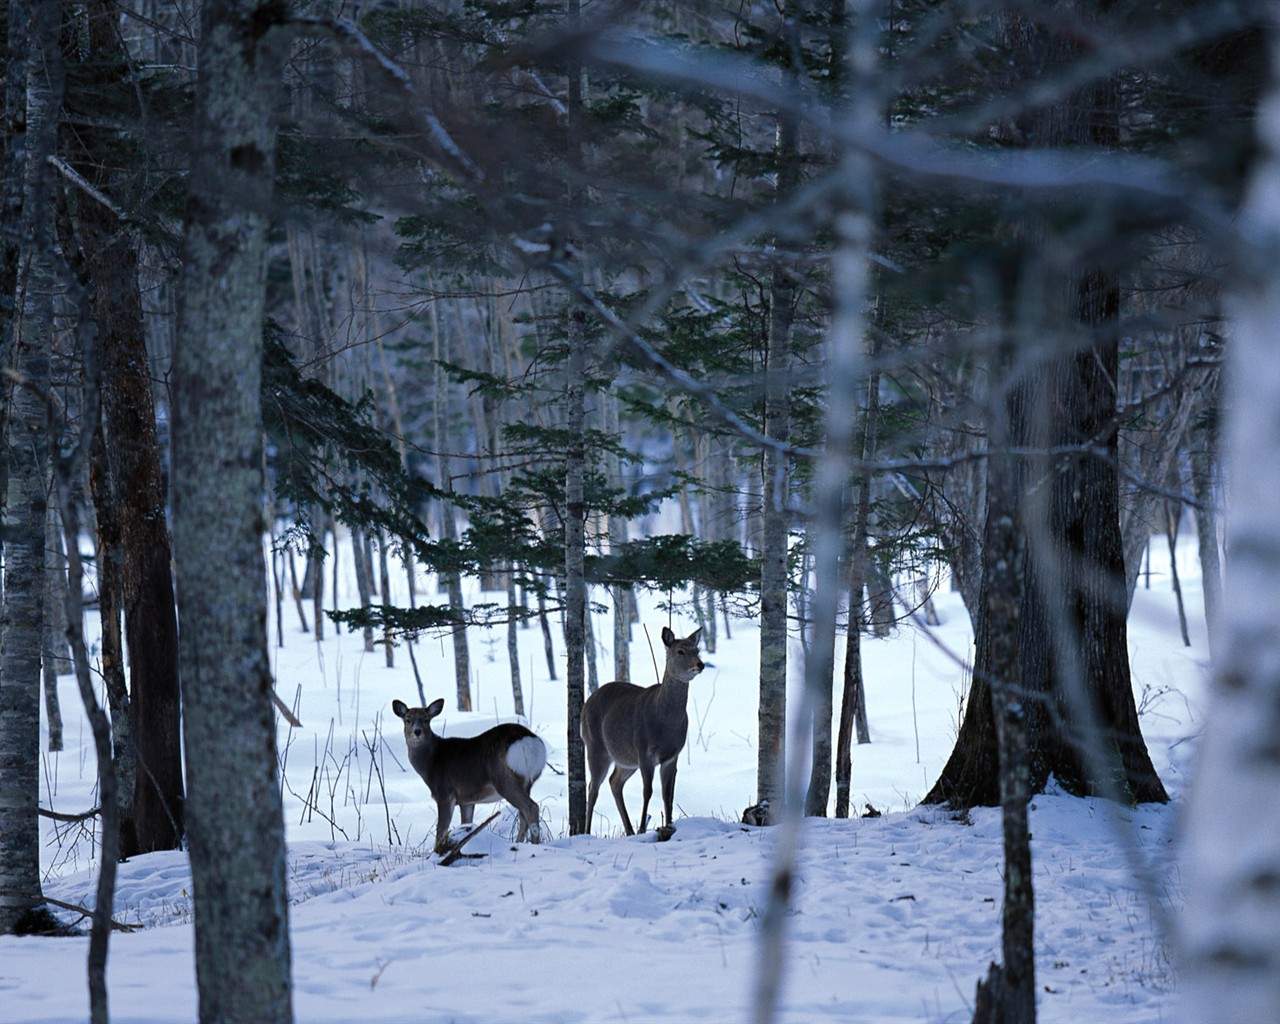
171 1 292 1019
1180 15 1280 1021
924 1 1168 811
0 0 59 937
63 0 185 856
757 12 802 810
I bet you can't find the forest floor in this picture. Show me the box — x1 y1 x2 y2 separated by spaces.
0 537 1206 1023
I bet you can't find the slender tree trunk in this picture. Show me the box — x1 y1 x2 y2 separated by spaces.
1187 382 1222 653
42 498 65 752
506 568 525 716
970 337 1035 1024
89 425 138 856
836 359 882 814
351 527 375 653
1165 501 1191 647
562 0 588 835
757 107 797 808
53 349 119 1024
432 298 471 710
172 2 292 1018
377 530 393 667
564 297 588 834
0 0 58 937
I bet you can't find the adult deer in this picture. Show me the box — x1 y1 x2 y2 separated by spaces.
581 626 705 836
392 698 546 854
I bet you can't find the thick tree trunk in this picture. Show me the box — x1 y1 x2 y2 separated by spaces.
60 0 186 856
1179 21 1280 1020
925 4 1166 812
172 2 292 1019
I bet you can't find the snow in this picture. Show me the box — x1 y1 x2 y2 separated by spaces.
0 539 1208 1024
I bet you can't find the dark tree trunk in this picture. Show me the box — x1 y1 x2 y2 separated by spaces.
56 0 185 856
89 425 139 856
1187 380 1222 653
978 339 1035 1024
925 3 1167 813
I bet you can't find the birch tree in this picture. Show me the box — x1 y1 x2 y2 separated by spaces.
0 0 59 937
1179 13 1280 1020
171 1 292 1018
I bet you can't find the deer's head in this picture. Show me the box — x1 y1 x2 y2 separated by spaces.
392 698 444 748
662 626 704 684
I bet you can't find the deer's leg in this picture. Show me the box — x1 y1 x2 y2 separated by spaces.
434 795 457 854
637 762 656 834
659 756 679 828
460 803 475 826
586 764 605 836
585 738 612 836
496 777 541 844
609 765 638 835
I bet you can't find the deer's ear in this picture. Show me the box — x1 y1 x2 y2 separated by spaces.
689 628 702 645
427 698 446 717
661 625 675 646
392 699 409 718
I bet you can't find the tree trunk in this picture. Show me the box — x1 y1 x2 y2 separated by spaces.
975 339 1035 1024
757 111 797 808
56 0 188 856
925 3 1167 812
172 2 292 1018
562 0 588 835
41 498 65 752
1187 381 1222 653
564 296 588 834
432 298 471 710
89 425 138 856
836 360 882 813
0 0 58 937
1179 22 1280 1020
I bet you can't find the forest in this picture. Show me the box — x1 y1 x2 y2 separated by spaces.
1 1 1278 1023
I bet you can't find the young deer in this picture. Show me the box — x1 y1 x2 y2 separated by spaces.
392 698 546 854
581 626 705 836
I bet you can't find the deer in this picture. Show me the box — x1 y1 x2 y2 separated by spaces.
581 626 705 837
391 698 546 854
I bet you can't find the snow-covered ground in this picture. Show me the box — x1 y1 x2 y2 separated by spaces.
0 536 1208 1023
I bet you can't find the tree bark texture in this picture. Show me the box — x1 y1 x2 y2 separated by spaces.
0 0 57 936
757 115 797 807
925 2 1166 810
172 3 292 1020
564 301 588 834
1179 18 1280 1021
980 340 1035 1024
89 425 139 856
57 0 186 856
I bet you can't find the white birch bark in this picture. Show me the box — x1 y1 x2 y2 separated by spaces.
1179 18 1280 1023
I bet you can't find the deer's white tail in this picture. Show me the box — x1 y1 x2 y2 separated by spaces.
506 735 548 781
